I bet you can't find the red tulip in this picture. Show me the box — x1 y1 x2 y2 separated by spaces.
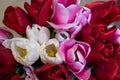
0 27 15 79
80 24 117 44
85 1 120 25
86 40 120 80
10 75 23 80
0 42 16 79
35 64 70 80
3 6 31 35
24 0 52 26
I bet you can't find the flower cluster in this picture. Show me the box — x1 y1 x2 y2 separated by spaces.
0 0 120 80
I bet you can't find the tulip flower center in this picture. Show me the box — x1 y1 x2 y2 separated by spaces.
16 46 27 58
61 33 67 39
45 44 57 57
75 50 79 61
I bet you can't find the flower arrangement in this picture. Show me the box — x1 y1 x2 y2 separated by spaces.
0 0 120 80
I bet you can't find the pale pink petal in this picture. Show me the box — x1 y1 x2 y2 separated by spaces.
48 21 76 30
24 66 38 80
66 45 78 62
111 28 120 44
75 12 87 26
77 51 86 66
75 7 91 26
52 3 69 24
70 25 82 38
75 68 91 80
67 62 85 73
77 41 91 58
82 7 92 23
67 4 79 23
60 39 75 61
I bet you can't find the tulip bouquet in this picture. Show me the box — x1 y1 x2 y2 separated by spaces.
0 0 120 80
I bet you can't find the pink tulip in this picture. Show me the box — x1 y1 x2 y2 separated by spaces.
24 66 38 80
106 23 120 44
0 28 13 41
111 28 120 44
60 39 91 79
48 0 91 38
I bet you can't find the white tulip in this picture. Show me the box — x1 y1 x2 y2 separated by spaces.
55 30 70 42
40 38 63 65
3 38 40 66
26 24 50 44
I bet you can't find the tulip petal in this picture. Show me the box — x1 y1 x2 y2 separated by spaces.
0 28 13 41
52 3 69 24
3 38 40 66
48 21 76 30
38 0 52 26
67 4 79 23
24 2 38 22
39 39 63 65
75 68 91 80
60 39 75 61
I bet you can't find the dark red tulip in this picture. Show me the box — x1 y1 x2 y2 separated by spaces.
35 64 70 80
85 1 120 25
0 42 16 79
24 0 52 26
3 6 31 35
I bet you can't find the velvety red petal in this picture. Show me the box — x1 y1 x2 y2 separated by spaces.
0 67 14 76
105 5 120 19
10 75 23 80
59 64 70 78
88 1 115 24
80 26 95 44
31 0 44 10
35 64 53 73
3 23 26 35
3 7 31 35
85 1 104 10
15 7 31 28
4 6 14 16
24 2 39 23
35 64 70 80
0 43 16 76
94 61 118 80
3 6 17 25
38 0 52 26
88 75 97 80
86 41 107 63
103 15 120 24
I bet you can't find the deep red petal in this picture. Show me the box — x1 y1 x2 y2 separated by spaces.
38 0 52 26
24 2 39 23
10 75 23 80
85 1 104 10
88 1 115 24
15 7 31 28
94 61 118 80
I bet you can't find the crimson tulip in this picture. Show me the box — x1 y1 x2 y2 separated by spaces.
24 0 52 26
3 6 31 35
